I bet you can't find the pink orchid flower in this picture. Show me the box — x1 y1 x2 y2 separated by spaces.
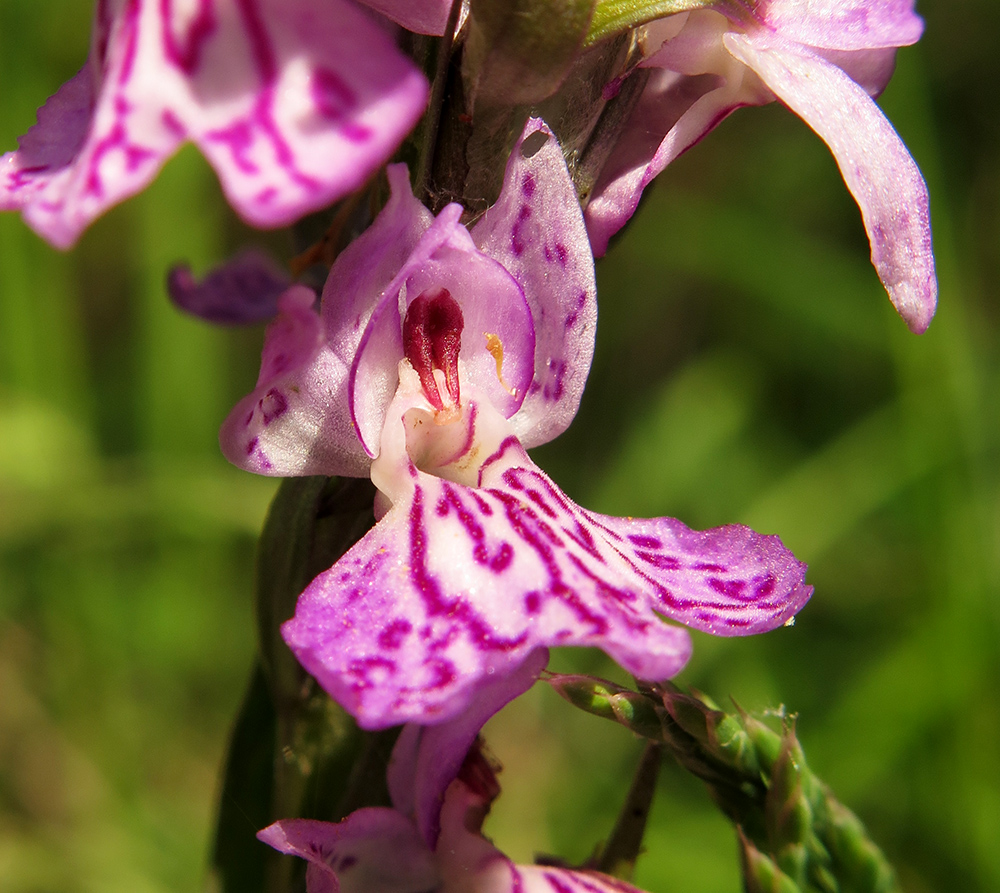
586 1 937 333
221 118 812 730
1 0 452 248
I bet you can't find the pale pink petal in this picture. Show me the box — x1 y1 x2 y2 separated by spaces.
219 286 372 476
473 119 598 449
282 409 810 729
2 0 428 248
388 648 548 848
167 248 290 324
585 69 739 256
258 809 439 893
752 0 923 50
724 32 936 332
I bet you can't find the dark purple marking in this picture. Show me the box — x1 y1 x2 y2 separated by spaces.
693 562 726 572
337 855 357 872
159 0 217 74
245 436 258 456
542 359 567 402
755 575 777 598
510 204 532 256
521 172 536 198
554 242 568 266
378 618 412 650
161 109 186 137
260 388 288 425
708 577 748 600
524 592 540 614
629 534 662 549
312 67 372 144
635 551 681 570
115 0 142 83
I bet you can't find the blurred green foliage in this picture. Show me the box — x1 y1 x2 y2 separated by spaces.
1 2 998 892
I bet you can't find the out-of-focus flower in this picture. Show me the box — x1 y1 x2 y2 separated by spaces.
1 0 451 249
222 118 812 730
260 654 646 893
586 2 936 333
167 248 292 324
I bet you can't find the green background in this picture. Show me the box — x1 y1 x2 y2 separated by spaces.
1 2 997 890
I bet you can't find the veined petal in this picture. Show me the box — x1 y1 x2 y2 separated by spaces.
388 648 548 848
167 248 289 324
219 286 371 476
258 809 439 893
724 32 936 332
473 119 597 448
2 0 428 248
282 399 810 729
749 0 924 51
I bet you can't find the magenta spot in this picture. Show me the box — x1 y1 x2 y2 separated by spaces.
510 204 532 256
524 592 540 613
378 618 412 650
245 436 258 456
312 67 372 143
260 388 288 425
161 109 186 137
693 562 726 572
337 856 357 872
709 577 747 600
636 551 681 570
755 575 777 598
629 534 662 549
521 173 536 198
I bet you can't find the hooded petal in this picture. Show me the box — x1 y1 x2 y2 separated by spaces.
723 31 936 332
1 0 428 248
219 286 373 476
388 648 548 849
348 202 535 458
258 809 439 893
167 248 290 324
473 119 598 448
282 393 811 729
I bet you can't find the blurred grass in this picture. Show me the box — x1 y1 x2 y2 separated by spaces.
2 1 998 892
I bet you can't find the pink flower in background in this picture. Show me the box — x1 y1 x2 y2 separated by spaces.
0 0 451 249
221 119 812 730
587 1 937 333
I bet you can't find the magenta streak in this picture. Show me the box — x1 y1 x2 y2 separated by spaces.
201 0 321 193
116 0 142 83
508 468 603 557
312 67 372 144
476 435 525 486
408 486 527 653
439 482 513 571
82 118 157 199
490 489 608 634
159 0 217 73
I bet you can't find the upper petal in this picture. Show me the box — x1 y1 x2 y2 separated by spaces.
2 0 428 248
281 402 810 729
749 0 924 51
473 119 598 448
724 32 936 332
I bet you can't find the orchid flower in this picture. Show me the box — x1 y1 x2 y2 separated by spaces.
260 651 647 893
0 0 452 249
586 2 937 333
221 118 812 731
